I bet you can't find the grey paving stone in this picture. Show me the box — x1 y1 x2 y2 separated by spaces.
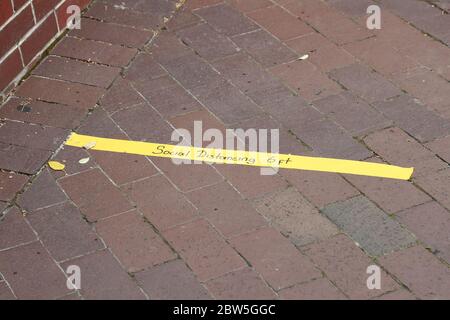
322 195 416 256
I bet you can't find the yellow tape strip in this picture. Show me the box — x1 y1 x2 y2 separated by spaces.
65 133 414 180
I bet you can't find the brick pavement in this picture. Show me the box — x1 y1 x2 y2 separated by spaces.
0 0 449 300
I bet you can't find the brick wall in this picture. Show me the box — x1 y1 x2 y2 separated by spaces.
0 0 92 100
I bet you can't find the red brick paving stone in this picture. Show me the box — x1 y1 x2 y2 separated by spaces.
135 260 210 299
0 97 86 129
124 53 167 84
52 37 138 67
283 0 371 45
313 92 391 136
343 38 419 78
176 23 240 61
133 74 179 95
379 245 450 299
0 242 71 299
343 158 431 214
162 53 223 91
398 39 450 82
214 163 289 199
105 0 175 16
61 250 146 299
123 174 198 231
373 95 450 143
99 78 145 114
236 83 286 109
90 149 158 186
302 234 399 299
378 0 442 22
394 68 450 119
253 187 339 246
269 60 342 101
278 278 347 300
96 210 175 273
185 0 223 10
253 92 323 131
396 201 450 264
370 11 428 50
192 80 264 125
285 33 356 72
163 219 246 281
363 127 448 177
135 79 202 119
328 64 402 104
27 202 104 262
231 29 298 68
0 121 68 151
0 207 36 250
59 168 133 222
247 5 313 41
211 52 282 97
230 227 321 290
426 135 450 163
17 169 67 212
111 104 174 143
85 1 166 30
374 289 417 300
293 118 373 160
69 18 153 48
232 114 310 155
77 107 127 139
153 157 223 192
15 76 105 110
326 0 374 18
0 171 28 202
0 282 15 300
229 0 273 13
33 56 120 89
206 267 276 300
186 181 267 238
150 31 193 64
194 3 260 36
168 109 226 146
166 9 202 31
415 169 450 211
280 169 360 208
0 142 52 174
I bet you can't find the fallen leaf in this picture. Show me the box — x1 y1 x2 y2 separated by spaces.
299 54 309 60
48 161 65 171
79 157 90 164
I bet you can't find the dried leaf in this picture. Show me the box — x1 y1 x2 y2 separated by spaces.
48 161 65 171
78 157 90 164
299 54 309 60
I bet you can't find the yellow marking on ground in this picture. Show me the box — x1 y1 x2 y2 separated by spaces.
66 133 414 180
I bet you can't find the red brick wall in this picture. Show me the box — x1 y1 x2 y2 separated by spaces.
0 0 92 99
